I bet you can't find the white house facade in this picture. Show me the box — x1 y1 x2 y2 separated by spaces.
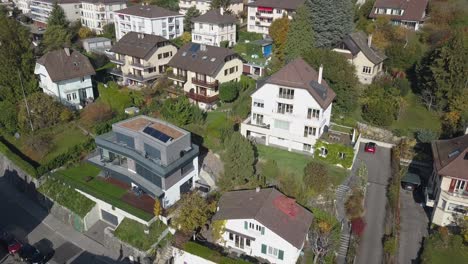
30 0 82 27
14 0 31 13
213 188 313 264
34 48 96 108
246 0 304 35
179 0 243 15
191 9 237 47
241 58 336 154
369 0 429 30
80 0 127 34
113 5 183 41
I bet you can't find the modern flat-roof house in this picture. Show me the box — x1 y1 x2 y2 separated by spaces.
369 0 429 30
80 0 127 34
426 134 468 226
167 43 243 110
34 48 96 108
240 58 336 154
88 115 200 209
212 188 313 264
333 31 386 84
179 0 243 16
246 0 304 35
109 32 178 87
113 4 184 41
30 0 81 27
191 9 237 47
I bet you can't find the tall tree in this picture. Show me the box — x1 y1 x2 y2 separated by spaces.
210 0 231 12
0 16 38 102
102 23 115 39
269 16 290 72
47 2 69 27
42 25 72 52
284 2 315 61
147 0 179 11
172 192 216 233
221 133 255 188
310 0 354 48
184 6 200 32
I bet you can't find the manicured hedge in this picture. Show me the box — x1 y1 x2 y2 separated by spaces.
184 242 251 264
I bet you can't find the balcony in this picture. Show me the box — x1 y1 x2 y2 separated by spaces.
109 55 124 65
130 60 153 69
109 69 159 83
441 190 468 205
186 91 219 104
167 72 187 82
192 78 218 89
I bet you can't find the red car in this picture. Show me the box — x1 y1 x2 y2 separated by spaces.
7 238 22 255
364 142 377 154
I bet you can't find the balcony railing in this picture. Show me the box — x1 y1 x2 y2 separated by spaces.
186 92 219 104
167 72 187 82
109 55 124 65
444 190 468 199
192 78 218 89
130 61 153 69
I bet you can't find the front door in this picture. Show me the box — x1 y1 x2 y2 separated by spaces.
234 235 244 249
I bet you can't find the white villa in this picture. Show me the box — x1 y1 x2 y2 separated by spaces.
80 0 127 34
179 0 243 16
241 58 336 154
35 48 96 109
30 0 82 27
191 9 237 47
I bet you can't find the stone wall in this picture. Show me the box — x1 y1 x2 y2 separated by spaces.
103 227 149 261
0 154 41 196
357 122 401 144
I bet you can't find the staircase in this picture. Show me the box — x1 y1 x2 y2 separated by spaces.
336 185 351 201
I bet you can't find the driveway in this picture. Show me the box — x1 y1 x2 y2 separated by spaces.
355 143 392 264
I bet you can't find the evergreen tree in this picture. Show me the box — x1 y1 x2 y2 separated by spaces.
310 0 354 48
284 2 315 61
42 25 72 52
47 3 69 27
210 0 231 12
184 6 200 32
0 16 38 102
147 0 179 11
269 16 289 72
221 133 255 188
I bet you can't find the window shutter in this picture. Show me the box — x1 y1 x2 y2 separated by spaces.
278 250 284 260
261 226 265 235
448 179 456 192
261 244 267 254
244 221 248 230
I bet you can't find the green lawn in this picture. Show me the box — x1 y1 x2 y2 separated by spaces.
256 145 348 186
424 246 468 264
38 178 96 218
114 218 168 251
184 241 250 264
53 163 153 220
204 111 229 150
391 92 441 134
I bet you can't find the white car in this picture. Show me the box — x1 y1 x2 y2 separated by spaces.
104 49 115 56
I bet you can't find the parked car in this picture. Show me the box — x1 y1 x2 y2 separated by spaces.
364 142 377 154
104 49 115 56
19 244 47 264
7 237 22 255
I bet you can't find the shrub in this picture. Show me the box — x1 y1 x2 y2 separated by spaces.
93 114 127 135
303 161 330 193
78 27 94 39
18 92 64 131
393 77 410 97
60 108 74 122
80 101 114 126
351 217 366 237
383 235 397 255
238 31 263 42
345 189 364 219
219 82 239 102
416 128 439 143
220 40 229 48
0 101 18 134
362 100 395 126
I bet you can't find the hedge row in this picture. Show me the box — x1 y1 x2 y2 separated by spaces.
0 138 39 178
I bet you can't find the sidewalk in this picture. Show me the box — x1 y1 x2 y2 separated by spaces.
0 178 119 259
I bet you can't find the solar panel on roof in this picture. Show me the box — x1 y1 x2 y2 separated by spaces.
143 126 173 143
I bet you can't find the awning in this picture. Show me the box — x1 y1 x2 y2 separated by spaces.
258 6 273 12
401 172 421 185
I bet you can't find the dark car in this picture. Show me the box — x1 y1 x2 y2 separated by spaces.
364 142 377 154
19 244 47 264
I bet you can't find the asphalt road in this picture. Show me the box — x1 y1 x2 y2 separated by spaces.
355 143 392 264
0 178 122 264
398 188 429 264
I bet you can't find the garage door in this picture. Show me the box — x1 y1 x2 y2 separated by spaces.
101 210 118 226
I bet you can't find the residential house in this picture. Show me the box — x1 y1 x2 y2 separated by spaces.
80 0 127 34
109 32 178 86
113 4 183 41
426 134 468 226
212 188 313 264
178 0 243 16
88 115 199 212
240 58 336 153
167 43 243 110
242 38 273 77
369 0 429 30
34 48 95 108
191 9 237 47
30 0 82 27
333 31 386 84
81 37 112 54
246 0 304 35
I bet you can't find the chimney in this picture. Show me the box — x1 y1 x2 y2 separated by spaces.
368 34 373 47
318 64 323 84
256 186 261 193
220 7 224 15
64 47 70 56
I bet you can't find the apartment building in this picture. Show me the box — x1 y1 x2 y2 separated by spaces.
109 32 178 86
88 115 200 209
30 0 81 27
333 31 386 84
113 4 183 41
246 0 304 35
213 188 313 264
191 9 237 47
179 0 243 15
240 58 336 153
167 43 243 110
14 0 31 13
34 48 95 109
426 134 468 226
80 0 127 34
369 0 429 30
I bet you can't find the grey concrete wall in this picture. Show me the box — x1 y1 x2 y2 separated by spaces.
84 204 101 231
103 227 149 261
